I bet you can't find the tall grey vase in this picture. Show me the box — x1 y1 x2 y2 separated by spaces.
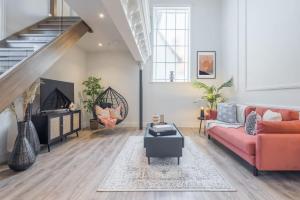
25 104 40 155
8 121 36 171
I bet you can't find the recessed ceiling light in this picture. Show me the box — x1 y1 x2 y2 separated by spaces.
98 43 103 47
99 13 105 18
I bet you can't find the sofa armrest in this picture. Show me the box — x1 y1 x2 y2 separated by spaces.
257 120 300 134
256 133 300 170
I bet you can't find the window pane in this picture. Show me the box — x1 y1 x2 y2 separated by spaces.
156 11 166 29
166 30 175 46
176 13 186 29
157 30 166 45
176 47 185 62
156 46 166 62
167 13 175 29
166 46 176 62
156 63 166 80
176 63 185 80
176 30 185 46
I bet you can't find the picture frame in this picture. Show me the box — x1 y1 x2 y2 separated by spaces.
197 51 216 79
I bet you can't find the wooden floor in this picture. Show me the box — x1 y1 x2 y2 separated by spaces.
0 127 300 200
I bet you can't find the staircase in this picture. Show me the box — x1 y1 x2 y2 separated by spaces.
0 16 91 111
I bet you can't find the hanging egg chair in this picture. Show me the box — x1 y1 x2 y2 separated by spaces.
93 87 128 125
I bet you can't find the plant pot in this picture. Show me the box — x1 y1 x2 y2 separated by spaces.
8 121 36 171
25 104 40 155
90 119 99 130
208 109 218 120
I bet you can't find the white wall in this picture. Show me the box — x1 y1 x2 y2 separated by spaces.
0 45 87 163
87 51 139 127
221 0 300 109
42 46 88 126
4 0 49 36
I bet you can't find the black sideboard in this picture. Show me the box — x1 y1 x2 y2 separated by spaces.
32 110 81 152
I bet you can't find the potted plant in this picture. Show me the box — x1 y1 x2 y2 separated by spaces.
193 78 233 119
82 76 104 130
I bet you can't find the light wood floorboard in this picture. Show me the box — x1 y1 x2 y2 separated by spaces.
0 127 299 200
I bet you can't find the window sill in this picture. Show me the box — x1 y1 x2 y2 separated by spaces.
149 80 192 84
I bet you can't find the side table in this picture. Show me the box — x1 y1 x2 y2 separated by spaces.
197 117 206 135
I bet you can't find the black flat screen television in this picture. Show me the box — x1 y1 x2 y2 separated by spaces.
40 78 74 112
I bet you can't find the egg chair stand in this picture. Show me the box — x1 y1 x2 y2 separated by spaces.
93 87 128 126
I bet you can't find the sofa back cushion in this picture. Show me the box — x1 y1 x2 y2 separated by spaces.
244 106 299 121
256 120 300 134
255 107 299 121
217 103 237 123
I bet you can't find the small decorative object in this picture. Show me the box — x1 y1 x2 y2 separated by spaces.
200 107 205 119
8 121 36 171
169 71 175 82
193 78 233 110
82 76 104 129
152 115 160 125
69 102 76 111
159 114 164 124
149 124 176 137
197 51 216 79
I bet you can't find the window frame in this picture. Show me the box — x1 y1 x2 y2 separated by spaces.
151 6 191 83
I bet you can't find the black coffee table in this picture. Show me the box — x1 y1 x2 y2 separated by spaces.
144 123 184 165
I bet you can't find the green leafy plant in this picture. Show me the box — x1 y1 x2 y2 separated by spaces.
193 78 233 110
82 76 104 115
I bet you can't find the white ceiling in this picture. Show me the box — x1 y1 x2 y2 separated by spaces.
66 0 129 52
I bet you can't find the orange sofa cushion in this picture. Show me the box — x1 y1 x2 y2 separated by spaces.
256 120 300 134
255 107 299 121
208 126 256 155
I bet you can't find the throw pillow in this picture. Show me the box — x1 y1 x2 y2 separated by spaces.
245 111 261 135
262 109 282 121
110 106 123 120
95 105 110 118
217 103 238 123
236 104 247 124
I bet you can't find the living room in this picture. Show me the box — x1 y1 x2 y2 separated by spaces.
0 0 299 199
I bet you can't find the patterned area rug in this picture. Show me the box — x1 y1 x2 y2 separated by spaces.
97 136 235 192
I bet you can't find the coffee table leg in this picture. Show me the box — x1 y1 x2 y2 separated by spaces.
148 157 150 164
178 157 180 165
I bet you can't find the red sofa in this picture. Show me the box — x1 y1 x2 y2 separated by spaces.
207 106 300 176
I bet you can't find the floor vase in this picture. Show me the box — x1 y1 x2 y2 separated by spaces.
8 121 36 171
25 104 41 155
